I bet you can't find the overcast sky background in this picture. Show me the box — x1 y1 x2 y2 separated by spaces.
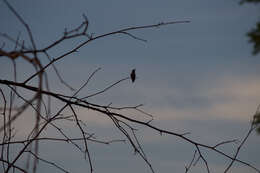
0 0 260 173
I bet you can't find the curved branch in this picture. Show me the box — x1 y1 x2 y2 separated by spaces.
1 78 259 172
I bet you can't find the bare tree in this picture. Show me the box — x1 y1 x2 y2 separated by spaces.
0 1 259 173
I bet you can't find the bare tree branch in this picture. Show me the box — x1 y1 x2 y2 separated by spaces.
0 1 259 173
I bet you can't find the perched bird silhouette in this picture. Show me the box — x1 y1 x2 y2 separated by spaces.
130 69 136 83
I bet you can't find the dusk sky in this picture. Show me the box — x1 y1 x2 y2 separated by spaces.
0 0 260 173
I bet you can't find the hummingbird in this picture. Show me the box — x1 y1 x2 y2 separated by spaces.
130 69 136 83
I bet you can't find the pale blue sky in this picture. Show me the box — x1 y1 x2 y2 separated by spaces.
0 0 260 173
